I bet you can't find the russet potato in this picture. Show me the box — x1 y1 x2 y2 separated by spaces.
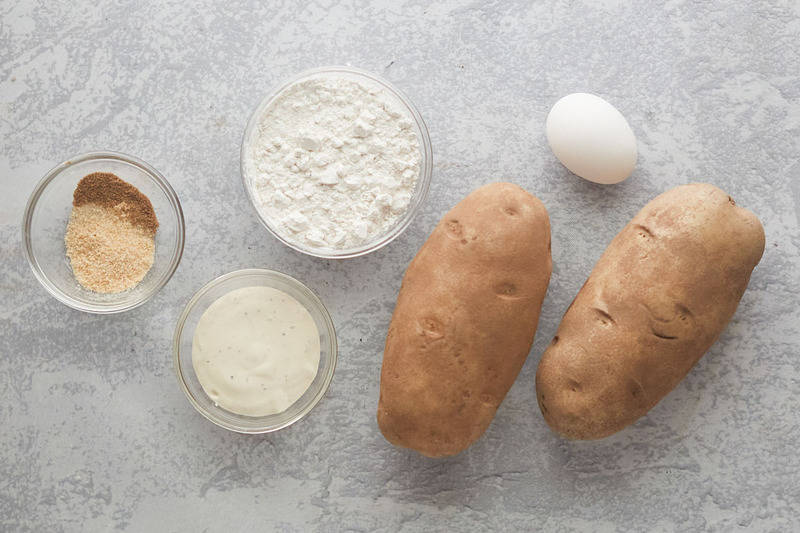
536 183 765 439
378 182 552 457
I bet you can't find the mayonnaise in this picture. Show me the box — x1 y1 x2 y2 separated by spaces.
192 286 320 417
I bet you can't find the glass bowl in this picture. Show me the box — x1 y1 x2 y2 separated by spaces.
240 65 433 259
22 151 185 314
173 269 337 433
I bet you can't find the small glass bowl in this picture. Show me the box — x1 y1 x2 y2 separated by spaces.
173 269 337 433
22 151 185 314
241 65 433 259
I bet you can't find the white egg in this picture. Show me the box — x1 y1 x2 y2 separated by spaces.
546 93 637 184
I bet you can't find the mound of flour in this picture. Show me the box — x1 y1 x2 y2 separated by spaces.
245 75 422 250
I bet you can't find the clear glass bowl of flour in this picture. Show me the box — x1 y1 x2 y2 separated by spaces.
22 152 185 313
241 66 433 259
173 269 337 433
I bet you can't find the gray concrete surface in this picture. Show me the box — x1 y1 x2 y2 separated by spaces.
2 1 799 531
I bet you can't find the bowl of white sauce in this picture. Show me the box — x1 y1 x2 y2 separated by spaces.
173 269 337 433
241 66 433 258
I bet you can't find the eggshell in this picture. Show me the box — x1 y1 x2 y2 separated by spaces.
546 93 637 185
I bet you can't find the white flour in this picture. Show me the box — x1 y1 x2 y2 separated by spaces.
245 75 422 250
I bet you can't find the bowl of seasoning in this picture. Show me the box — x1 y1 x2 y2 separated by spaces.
22 151 185 313
173 269 337 433
241 66 433 259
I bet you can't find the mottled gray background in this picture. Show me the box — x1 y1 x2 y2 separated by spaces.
2 1 799 531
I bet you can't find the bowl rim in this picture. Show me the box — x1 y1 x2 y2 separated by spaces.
172 268 338 434
21 150 185 314
240 65 433 259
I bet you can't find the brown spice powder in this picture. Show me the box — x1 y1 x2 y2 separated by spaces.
65 173 159 293
72 172 159 235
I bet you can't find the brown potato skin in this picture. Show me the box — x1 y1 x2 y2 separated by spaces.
536 183 765 440
378 183 552 457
